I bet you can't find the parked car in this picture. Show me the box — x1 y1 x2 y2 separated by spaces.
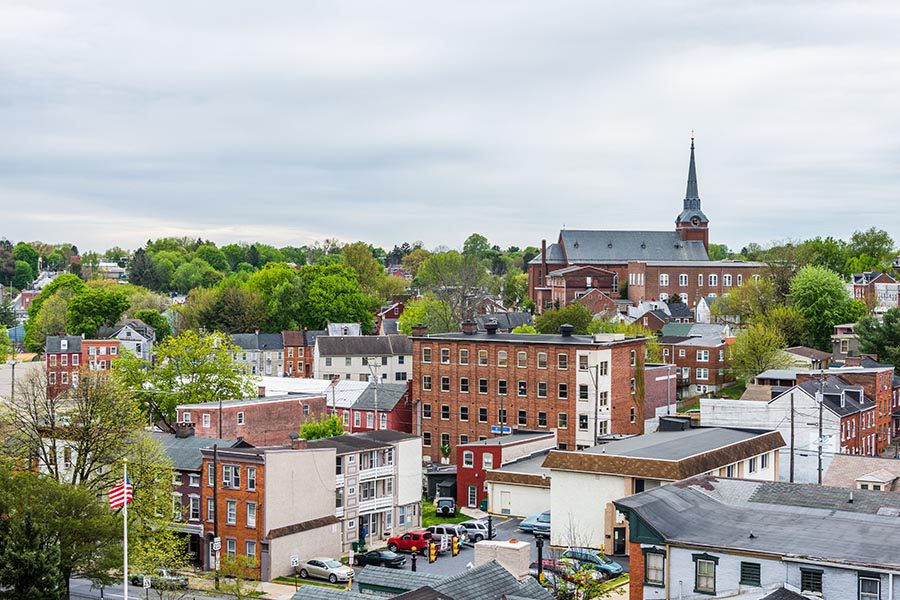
426 524 469 546
435 497 456 517
561 548 624 578
353 549 406 568
129 569 188 590
459 519 494 542
297 558 354 584
388 530 434 554
520 510 551 534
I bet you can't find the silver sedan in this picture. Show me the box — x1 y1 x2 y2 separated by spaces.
297 557 354 584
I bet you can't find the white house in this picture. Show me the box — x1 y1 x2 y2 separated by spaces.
109 318 156 362
314 335 412 383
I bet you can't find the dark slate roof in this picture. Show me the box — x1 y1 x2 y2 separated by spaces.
393 586 455 600
797 377 872 417
355 566 447 592
760 588 808 600
352 383 409 411
667 302 693 319
852 271 896 285
291 587 368 600
230 333 284 350
45 335 83 353
785 346 831 361
317 335 411 357
305 433 393 454
529 242 566 265
382 318 399 335
432 561 552 600
474 312 533 332
614 476 900 569
150 431 243 471
558 230 709 263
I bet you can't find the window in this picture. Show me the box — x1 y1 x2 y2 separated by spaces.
345 357 352 366
630 378 636 395
236 412 244 425
189 473 200 487
188 496 200 520
515 380 526 397
860 575 881 600
423 403 432 419
441 376 450 392
709 274 718 286
207 498 214 521
748 457 757 473
761 453 769 469
578 355 589 371
679 273 688 286
226 500 237 525
726 464 735 478
459 434 468 445
498 380 507 395
354 412 362 428
325 357 332 367
579 384 589 400
463 451 474 467
422 347 432 363
49 372 56 385
423 432 432 447
441 405 450 420
644 549 665 587
422 375 432 391
630 349 636 366
736 562 761 587
538 411 547 427
578 414 589 430
460 377 469 393
723 274 732 287
537 352 548 369
679 348 686 357
440 348 450 364
459 406 469 421
518 410 527 426
397 355 404 364
538 382 547 398
659 274 669 286
630 407 636 423
482 454 493 469
517 352 527 368
459 349 469 364
557 354 568 370
696 350 709 361
558 383 568 399
246 502 257 528
693 554 717 594
226 538 236 560
202 413 211 428
395 372 407 381
72 354 79 366
223 465 240 489
558 413 568 429
498 408 507 424
698 273 704 286
498 351 508 367
367 413 374 428
478 378 488 394
479 407 487 423
49 354 57 366
697 368 709 381
478 350 488 366
61 354 68 367
800 569 823 593
441 433 450 448
246 541 257 560
599 391 609 406
61 372 68 385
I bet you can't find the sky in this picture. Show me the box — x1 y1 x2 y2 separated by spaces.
2 1 900 253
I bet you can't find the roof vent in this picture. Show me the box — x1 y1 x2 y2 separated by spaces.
607 242 613 248
748 530 756 539
641 242 646 249
573 241 579 248
485 321 499 335
849 491 854 503
559 324 574 337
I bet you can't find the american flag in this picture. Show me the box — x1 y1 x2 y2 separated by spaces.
108 478 133 509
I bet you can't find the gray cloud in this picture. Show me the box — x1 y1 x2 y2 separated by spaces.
2 1 900 252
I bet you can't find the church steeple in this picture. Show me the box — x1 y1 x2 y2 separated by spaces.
684 132 699 207
676 132 709 253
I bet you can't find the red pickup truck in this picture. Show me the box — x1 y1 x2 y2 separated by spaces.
387 530 433 554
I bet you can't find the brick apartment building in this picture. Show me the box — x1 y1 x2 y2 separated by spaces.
659 335 731 398
282 330 322 378
346 382 415 434
528 137 764 312
176 389 328 446
45 335 120 397
412 321 647 462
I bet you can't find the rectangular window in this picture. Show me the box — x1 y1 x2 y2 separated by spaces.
517 351 527 368
679 274 688 286
441 376 450 392
498 380 508 395
460 406 469 421
659 274 669 286
459 349 469 364
538 411 547 427
246 541 257 560
697 368 709 381
557 353 568 370
325 357 332 367
630 407 636 423
630 378 636 394
761 453 769 469
630 349 636 367
246 502 257 528
423 432 431 447
599 391 609 406
579 384 589 400
61 354 68 367
236 412 244 425
72 354 79 366
460 377 469 393
801 569 823 593
479 407 487 423
518 410 527 426
709 274 718 286
423 403 432 419
345 357 352 366
202 413 211 428
737 274 743 286
645 551 665 586
49 372 56 384
748 457 757 473
599 361 608 376
49 354 57 366
498 351 508 367
697 350 709 361
479 378 488 394
538 382 547 398
226 500 237 525
558 383 568 399
723 274 732 287
739 562 761 587
226 538 236 560
463 451 474 467
440 348 450 364
189 473 200 487
422 375 432 391
459 434 468 445
441 405 450 420
441 433 450 448
189 496 200 521
578 355 589 371
537 352 548 369
478 350 488 366
698 273 703 287
206 498 214 521
61 372 68 385
860 576 881 600
482 454 493 469
422 347 432 363
498 408 507 424
558 413 568 429
518 380 527 396
578 414 588 430
366 413 374 428
695 558 716 594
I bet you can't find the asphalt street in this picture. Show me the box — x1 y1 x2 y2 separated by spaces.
69 578 231 600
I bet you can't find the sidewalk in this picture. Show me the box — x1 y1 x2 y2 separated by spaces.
259 580 301 600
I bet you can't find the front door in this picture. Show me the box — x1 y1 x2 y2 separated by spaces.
500 490 511 514
467 485 477 508
613 527 626 555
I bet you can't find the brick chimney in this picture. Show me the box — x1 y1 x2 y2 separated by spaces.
411 324 427 337
461 320 478 335
291 437 308 450
173 422 196 438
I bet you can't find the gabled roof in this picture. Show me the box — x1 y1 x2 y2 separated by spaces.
150 431 244 471
230 332 284 351
45 335 83 353
474 312 532 332
327 323 362 336
785 346 831 361
558 230 709 263
351 383 409 412
797 376 872 417
381 319 399 335
317 334 411 357
666 302 693 319
546 264 617 277
528 242 566 265
852 271 897 285
431 560 552 600
760 590 808 600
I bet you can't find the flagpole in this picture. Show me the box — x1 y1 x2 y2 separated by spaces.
123 458 129 600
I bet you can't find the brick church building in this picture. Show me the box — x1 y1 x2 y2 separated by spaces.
528 137 764 313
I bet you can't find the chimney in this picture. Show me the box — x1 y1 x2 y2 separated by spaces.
290 433 308 450
559 323 574 337
485 320 499 335
258 386 266 398
541 239 548 282
411 324 427 337
462 320 478 335
173 422 195 438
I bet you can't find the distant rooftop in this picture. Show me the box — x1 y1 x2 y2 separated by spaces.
461 431 556 447
415 331 644 346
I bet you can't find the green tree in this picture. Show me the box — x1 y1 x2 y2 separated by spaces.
462 233 490 258
502 272 529 308
0 328 10 364
0 294 14 328
400 248 431 276
374 275 409 303
0 242 15 286
707 243 731 261
12 243 39 275
299 414 345 440
219 555 260 600
342 242 386 297
758 304 806 347
24 290 73 352
728 324 799 382
797 236 848 275
26 273 87 322
127 248 165 290
66 288 130 337
534 304 593 335
194 244 230 272
221 244 248 270
296 265 375 332
417 251 487 324
849 227 894 265
45 249 67 271
11 260 34 289
397 297 457 334
512 324 538 334
133 309 173 340
201 284 267 333
588 319 661 362
711 278 779 325
172 258 222 293
0 512 66 599
246 263 305 331
858 308 900 368
789 265 864 350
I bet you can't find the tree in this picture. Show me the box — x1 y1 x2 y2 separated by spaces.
187 284 266 334
858 308 900 368
789 265 865 350
728 324 799 382
397 297 457 335
797 236 848 275
0 511 66 599
417 251 487 324
134 309 173 340
401 248 431 276
374 275 409 302
711 278 779 326
26 273 86 322
0 329 10 364
588 319 661 362
221 244 248 270
0 294 14 328
194 244 230 272
534 304 593 335
219 555 260 600
299 414 345 440
66 288 130 337
114 330 257 428
11 260 34 289
502 272 529 308
295 265 375 332
172 258 222 293
342 242 386 297
758 304 806 347
246 263 305 331
849 227 894 265
12 243 39 275
707 243 731 261
23 290 73 352
0 243 15 286
512 324 537 334
127 248 167 290
463 233 491 258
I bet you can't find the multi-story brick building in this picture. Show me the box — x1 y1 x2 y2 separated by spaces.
528 137 764 312
848 271 900 312
346 382 414 434
659 335 731 398
176 390 328 446
45 335 120 397
282 330 322 378
412 321 647 461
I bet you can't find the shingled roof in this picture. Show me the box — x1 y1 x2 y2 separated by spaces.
267 515 340 540
317 334 411 357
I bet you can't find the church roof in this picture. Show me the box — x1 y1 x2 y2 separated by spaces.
557 230 708 263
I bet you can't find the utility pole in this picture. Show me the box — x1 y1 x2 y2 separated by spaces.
816 376 825 485
212 444 220 589
789 392 795 483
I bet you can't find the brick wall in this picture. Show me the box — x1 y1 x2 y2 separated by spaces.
628 541 644 600
183 396 328 446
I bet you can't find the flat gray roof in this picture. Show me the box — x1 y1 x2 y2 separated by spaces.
461 431 555 447
584 427 767 461
493 451 551 476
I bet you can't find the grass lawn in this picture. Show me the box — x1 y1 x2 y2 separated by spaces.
598 574 629 592
272 576 345 589
422 497 470 527
718 380 747 399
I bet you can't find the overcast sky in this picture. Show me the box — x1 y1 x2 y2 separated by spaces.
2 1 900 253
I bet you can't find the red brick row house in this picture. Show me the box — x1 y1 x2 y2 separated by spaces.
45 335 120 397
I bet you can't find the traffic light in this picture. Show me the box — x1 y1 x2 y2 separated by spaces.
428 542 437 563
451 536 459 556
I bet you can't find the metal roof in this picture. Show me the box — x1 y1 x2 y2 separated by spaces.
317 335 411 357
45 335 83 353
559 230 709 263
150 431 242 471
582 427 769 461
351 383 408 411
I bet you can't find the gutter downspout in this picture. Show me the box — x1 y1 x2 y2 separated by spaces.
666 543 671 600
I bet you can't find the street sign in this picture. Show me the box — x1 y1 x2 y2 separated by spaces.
290 555 299 568
142 576 151 589
348 550 355 567
212 538 222 552
215 553 221 571
490 425 512 434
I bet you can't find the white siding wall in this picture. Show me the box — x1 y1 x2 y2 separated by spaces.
265 449 337 531
487 482 549 518
269 527 341 580
550 471 625 548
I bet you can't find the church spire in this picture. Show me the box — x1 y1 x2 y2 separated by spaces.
685 130 699 204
